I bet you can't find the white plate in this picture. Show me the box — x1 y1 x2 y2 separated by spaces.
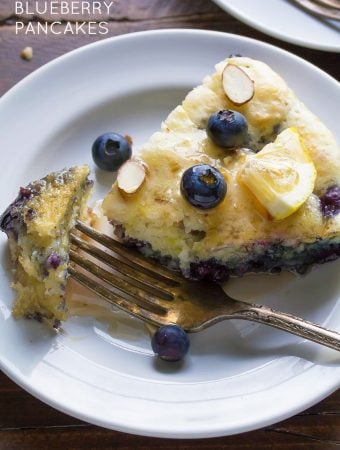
0 29 339 438
213 0 340 52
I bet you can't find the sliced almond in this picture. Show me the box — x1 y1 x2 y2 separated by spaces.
117 159 147 195
131 157 149 175
222 64 254 106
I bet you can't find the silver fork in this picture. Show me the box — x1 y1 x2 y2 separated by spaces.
291 0 340 20
68 220 340 352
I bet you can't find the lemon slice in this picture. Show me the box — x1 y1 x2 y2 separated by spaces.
239 128 316 221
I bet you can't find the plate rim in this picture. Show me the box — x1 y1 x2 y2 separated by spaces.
0 29 339 438
212 0 340 52
1 28 339 108
0 358 339 438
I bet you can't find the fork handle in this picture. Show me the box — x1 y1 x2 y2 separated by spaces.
235 304 340 351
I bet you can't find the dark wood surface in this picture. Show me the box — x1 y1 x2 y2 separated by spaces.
0 1 339 448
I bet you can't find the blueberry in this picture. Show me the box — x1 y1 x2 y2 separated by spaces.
180 164 227 209
0 209 13 232
320 185 340 218
19 187 33 199
151 325 190 362
207 110 248 148
25 208 36 220
46 253 61 270
92 132 132 171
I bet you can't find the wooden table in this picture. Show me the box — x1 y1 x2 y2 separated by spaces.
0 1 339 448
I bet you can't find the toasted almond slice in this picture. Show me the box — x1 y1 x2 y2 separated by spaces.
131 157 150 175
222 64 254 106
117 159 147 195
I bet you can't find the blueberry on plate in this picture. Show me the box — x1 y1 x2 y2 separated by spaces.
181 164 227 209
92 132 132 171
151 325 190 362
207 109 248 149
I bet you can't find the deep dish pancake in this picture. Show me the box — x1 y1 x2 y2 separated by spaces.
102 57 340 281
0 166 92 327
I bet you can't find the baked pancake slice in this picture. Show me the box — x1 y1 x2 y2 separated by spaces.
0 166 93 327
102 57 340 281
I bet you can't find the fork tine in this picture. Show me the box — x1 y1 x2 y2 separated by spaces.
68 265 168 327
292 0 340 19
313 0 340 9
70 233 174 300
75 220 182 285
69 248 170 314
